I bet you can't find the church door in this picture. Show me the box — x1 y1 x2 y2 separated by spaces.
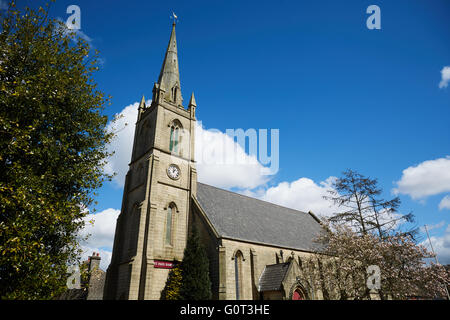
292 288 305 300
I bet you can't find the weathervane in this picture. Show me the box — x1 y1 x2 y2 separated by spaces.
170 11 179 25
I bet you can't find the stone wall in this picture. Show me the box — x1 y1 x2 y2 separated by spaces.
217 238 323 300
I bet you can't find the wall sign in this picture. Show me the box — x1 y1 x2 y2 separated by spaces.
154 260 174 269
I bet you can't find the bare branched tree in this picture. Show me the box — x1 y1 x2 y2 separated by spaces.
324 169 416 239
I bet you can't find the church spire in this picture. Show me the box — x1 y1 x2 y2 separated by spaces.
157 22 183 106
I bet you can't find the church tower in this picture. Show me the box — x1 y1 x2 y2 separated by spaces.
104 22 197 300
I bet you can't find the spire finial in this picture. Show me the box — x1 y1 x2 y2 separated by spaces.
137 95 146 120
171 12 178 25
188 92 196 107
188 92 196 118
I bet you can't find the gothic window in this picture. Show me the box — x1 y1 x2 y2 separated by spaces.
233 250 244 300
165 203 176 245
169 120 182 154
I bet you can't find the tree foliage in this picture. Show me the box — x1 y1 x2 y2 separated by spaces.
179 227 211 300
305 224 449 299
160 262 182 300
312 169 449 299
324 169 416 238
0 1 113 299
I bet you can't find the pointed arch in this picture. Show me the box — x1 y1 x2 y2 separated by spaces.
292 287 306 300
169 119 183 154
232 250 245 300
168 119 183 129
288 276 313 300
164 201 179 212
164 202 179 245
172 86 178 103
231 249 246 261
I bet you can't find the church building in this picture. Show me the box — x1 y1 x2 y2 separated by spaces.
103 22 326 300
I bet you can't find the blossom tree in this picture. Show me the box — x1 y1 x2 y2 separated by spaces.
306 224 449 299
304 169 450 300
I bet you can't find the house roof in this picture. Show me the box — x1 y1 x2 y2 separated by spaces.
195 182 325 252
258 262 291 292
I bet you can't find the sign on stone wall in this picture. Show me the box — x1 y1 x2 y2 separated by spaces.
154 260 174 269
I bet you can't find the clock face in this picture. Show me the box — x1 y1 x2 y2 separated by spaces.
167 164 180 180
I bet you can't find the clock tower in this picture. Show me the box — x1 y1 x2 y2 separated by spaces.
104 22 197 300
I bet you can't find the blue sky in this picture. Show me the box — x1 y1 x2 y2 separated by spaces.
11 0 450 267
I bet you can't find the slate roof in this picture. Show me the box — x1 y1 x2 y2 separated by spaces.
258 262 291 292
196 183 325 252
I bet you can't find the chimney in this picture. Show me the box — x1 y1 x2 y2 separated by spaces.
88 252 101 272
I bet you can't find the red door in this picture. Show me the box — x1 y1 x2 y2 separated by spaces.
292 289 304 300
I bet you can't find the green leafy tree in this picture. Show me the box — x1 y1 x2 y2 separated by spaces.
0 1 113 299
160 262 182 300
180 227 211 300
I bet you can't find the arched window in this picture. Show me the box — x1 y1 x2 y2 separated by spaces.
165 204 175 245
173 86 178 102
234 251 244 300
169 120 182 154
169 126 175 151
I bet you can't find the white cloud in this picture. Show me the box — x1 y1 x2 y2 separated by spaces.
393 156 450 200
420 221 446 233
55 17 93 44
195 122 272 189
254 176 339 218
105 102 272 190
80 246 113 271
439 66 450 89
74 30 92 43
104 102 140 187
439 195 450 211
249 177 410 232
80 208 120 248
420 224 450 265
79 208 120 270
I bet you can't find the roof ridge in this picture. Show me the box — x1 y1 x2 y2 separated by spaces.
197 182 311 216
